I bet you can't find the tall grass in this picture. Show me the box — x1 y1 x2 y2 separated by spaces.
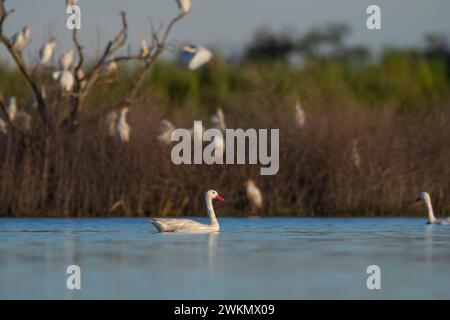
0 49 449 217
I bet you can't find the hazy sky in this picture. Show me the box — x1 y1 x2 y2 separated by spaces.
1 0 449 62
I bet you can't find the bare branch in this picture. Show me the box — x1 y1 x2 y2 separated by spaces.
0 0 51 131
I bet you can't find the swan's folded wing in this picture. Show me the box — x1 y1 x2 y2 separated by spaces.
151 218 204 231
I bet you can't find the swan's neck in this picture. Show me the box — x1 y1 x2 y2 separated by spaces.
205 196 218 226
425 197 437 223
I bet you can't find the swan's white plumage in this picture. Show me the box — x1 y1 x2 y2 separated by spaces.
418 192 450 225
151 190 224 233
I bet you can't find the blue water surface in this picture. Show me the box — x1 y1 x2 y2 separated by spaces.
0 217 449 299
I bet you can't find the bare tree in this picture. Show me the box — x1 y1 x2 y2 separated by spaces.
0 0 187 133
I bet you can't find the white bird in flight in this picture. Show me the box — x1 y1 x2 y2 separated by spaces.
11 27 32 52
52 70 75 92
116 107 130 143
295 101 306 129
39 37 59 65
157 119 176 145
245 179 263 213
59 49 75 70
151 190 224 233
179 45 213 70
211 107 227 132
175 0 191 14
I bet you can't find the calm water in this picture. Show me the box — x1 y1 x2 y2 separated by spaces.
0 217 449 299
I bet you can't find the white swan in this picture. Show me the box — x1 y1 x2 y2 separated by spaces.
417 192 450 225
151 190 224 233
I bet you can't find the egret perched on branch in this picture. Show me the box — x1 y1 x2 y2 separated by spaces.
116 107 130 143
211 107 226 132
102 60 118 75
175 0 191 14
52 70 75 92
59 49 75 70
157 119 176 145
7 97 17 121
245 179 263 213
139 39 149 58
179 45 213 70
11 26 32 52
294 101 306 129
39 37 59 65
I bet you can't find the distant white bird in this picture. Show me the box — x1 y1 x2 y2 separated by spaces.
350 139 361 169
417 192 450 225
106 110 118 137
76 69 87 89
39 37 59 65
139 39 149 58
52 70 75 92
175 0 191 14
157 119 176 145
116 107 130 143
210 134 224 159
245 179 263 213
59 49 75 70
179 45 213 70
102 60 118 75
66 0 78 6
7 97 17 121
11 26 32 52
295 101 306 128
211 107 226 131
0 119 7 135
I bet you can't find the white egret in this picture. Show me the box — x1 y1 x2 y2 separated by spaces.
7 97 17 121
39 37 59 65
59 49 75 70
139 39 149 58
245 179 263 213
175 0 191 14
157 119 176 145
179 45 213 70
211 107 226 131
211 134 224 158
417 192 450 225
52 70 75 92
11 26 32 52
151 190 224 233
0 119 7 135
295 101 306 128
116 107 130 143
103 60 118 75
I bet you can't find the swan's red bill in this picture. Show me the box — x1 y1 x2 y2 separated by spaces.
215 194 225 202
